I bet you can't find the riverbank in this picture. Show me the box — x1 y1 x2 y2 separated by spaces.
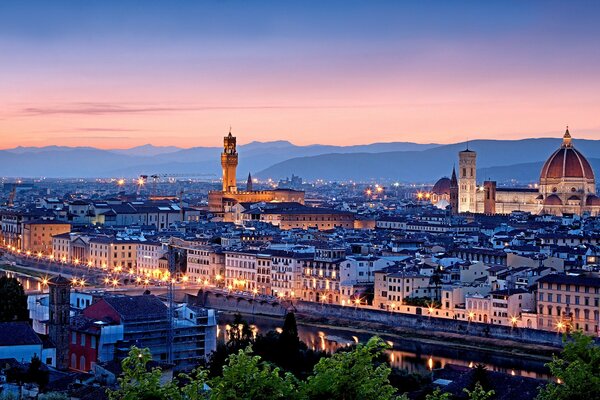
218 310 557 364
295 313 558 361
0 263 49 279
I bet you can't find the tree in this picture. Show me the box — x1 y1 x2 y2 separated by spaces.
302 336 407 400
536 331 600 400
470 363 490 391
107 347 188 400
280 312 300 354
425 388 451 400
209 347 298 400
27 354 49 389
0 276 28 322
463 382 495 400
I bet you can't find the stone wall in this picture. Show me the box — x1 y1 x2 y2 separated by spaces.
293 301 575 347
190 290 599 347
190 290 288 317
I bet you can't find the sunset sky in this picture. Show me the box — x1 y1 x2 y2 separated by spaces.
1 1 600 149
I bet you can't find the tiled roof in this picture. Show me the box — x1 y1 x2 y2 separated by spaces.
0 322 42 346
103 295 167 321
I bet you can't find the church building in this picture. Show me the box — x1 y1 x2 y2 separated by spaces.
430 128 600 216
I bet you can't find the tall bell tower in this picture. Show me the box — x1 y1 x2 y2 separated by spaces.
221 129 238 193
48 275 71 371
458 148 477 213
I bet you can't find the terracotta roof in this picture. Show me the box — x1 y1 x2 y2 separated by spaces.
540 131 594 180
543 194 562 206
432 177 451 195
586 195 600 206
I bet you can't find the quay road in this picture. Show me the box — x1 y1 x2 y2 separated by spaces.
0 247 285 305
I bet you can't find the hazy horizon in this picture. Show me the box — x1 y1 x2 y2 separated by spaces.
0 134 590 151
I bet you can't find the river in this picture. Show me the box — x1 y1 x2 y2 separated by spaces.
217 313 551 380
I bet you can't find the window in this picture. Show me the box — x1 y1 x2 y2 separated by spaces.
72 332 77 344
80 333 86 346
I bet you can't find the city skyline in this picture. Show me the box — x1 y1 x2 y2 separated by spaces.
2 1 600 149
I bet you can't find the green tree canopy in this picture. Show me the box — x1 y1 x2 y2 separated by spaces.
209 347 298 400
536 331 600 400
302 336 406 400
0 276 28 322
107 346 200 400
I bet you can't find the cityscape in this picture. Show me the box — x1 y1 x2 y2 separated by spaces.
1 2 599 400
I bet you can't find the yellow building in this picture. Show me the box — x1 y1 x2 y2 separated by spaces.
88 237 139 272
537 274 600 336
22 219 70 254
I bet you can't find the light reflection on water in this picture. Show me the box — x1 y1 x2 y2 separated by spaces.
0 268 42 291
218 314 551 380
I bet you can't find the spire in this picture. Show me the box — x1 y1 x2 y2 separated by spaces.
246 172 253 192
228 126 233 138
562 125 572 148
451 166 457 185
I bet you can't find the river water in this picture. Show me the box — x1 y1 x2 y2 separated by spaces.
0 266 44 292
217 313 552 380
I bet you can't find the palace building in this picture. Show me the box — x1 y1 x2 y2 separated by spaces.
430 128 600 216
208 130 305 215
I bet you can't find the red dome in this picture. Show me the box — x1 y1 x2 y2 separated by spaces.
544 194 563 206
586 195 600 206
432 177 451 195
540 129 594 181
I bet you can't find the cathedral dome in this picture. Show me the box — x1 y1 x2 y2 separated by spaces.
544 194 563 206
432 177 451 195
540 128 595 181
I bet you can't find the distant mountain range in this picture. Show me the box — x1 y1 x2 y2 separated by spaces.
0 141 438 179
255 138 600 183
2 138 599 183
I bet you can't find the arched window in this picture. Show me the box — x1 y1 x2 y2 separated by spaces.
71 353 77 369
80 355 86 371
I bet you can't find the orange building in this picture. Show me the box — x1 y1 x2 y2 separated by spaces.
22 219 71 254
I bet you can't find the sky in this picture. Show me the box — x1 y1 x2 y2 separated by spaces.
1 0 600 149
